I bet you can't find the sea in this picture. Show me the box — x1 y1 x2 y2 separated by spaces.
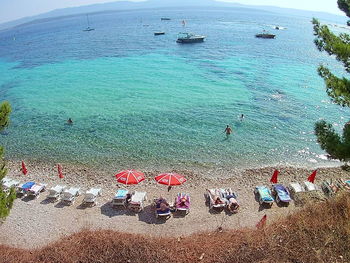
0 7 349 170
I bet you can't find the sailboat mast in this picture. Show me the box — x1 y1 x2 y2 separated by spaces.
86 14 90 27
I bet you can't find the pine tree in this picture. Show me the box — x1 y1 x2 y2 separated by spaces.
312 0 350 162
0 101 16 218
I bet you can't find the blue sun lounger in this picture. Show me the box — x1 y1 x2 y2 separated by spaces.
272 184 291 204
255 186 274 206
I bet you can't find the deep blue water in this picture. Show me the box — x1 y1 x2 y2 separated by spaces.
0 8 348 170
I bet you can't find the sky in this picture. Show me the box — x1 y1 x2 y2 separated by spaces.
0 0 344 24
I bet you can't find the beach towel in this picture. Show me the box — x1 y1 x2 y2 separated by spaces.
176 193 190 209
21 182 35 190
274 184 291 202
256 186 274 202
115 189 128 198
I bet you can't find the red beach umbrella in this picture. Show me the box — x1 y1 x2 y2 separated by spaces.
270 170 279 184
307 170 317 183
115 169 145 185
57 164 64 179
155 173 187 186
21 161 28 175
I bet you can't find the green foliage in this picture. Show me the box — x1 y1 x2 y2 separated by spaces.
338 0 350 17
0 101 15 219
0 101 11 132
312 1 350 161
315 120 350 161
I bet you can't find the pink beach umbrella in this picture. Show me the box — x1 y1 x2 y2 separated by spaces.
155 173 187 186
115 169 145 185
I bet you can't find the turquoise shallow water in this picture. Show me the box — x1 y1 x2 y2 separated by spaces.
0 8 348 169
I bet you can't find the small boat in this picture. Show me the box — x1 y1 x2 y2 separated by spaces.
83 14 94 32
274 26 280 30
154 32 165 36
255 32 276 39
176 32 205 43
161 18 171 21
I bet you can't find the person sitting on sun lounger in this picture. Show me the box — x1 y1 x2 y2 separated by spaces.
156 197 170 212
224 190 239 213
177 197 187 208
214 196 225 205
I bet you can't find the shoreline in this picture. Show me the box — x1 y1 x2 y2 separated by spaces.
1 160 349 249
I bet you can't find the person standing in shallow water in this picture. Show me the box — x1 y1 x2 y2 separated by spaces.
224 125 232 136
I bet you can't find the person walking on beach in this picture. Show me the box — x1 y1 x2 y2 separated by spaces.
224 125 232 137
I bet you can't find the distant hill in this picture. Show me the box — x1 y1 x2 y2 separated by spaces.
0 0 346 31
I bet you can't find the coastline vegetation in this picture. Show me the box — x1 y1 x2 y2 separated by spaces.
312 0 350 163
0 192 348 263
0 101 16 219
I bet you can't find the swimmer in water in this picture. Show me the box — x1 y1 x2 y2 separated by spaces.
67 118 73 124
224 125 232 136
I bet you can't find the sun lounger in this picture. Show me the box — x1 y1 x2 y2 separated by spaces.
27 183 47 198
174 193 190 214
221 188 239 213
83 188 102 206
62 187 81 205
288 182 305 193
112 189 130 207
304 181 319 191
206 189 226 210
128 191 147 212
47 185 66 201
155 197 171 219
3 179 20 192
1 177 11 184
17 181 36 196
272 184 291 205
255 186 274 206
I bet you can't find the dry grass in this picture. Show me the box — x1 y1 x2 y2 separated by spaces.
0 193 349 263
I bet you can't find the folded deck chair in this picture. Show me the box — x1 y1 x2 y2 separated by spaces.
304 181 319 191
206 189 226 210
272 184 291 204
255 186 274 206
128 191 147 212
155 197 171 219
47 185 66 201
112 189 130 207
83 188 102 206
28 183 47 197
62 187 81 205
175 193 190 214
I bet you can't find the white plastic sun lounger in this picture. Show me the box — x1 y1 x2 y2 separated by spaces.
289 182 305 193
47 185 66 201
83 188 102 206
206 189 226 210
27 183 47 198
304 181 319 191
62 187 81 205
3 179 20 191
128 191 147 212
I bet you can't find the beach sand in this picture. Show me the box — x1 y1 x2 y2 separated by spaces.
0 161 348 249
